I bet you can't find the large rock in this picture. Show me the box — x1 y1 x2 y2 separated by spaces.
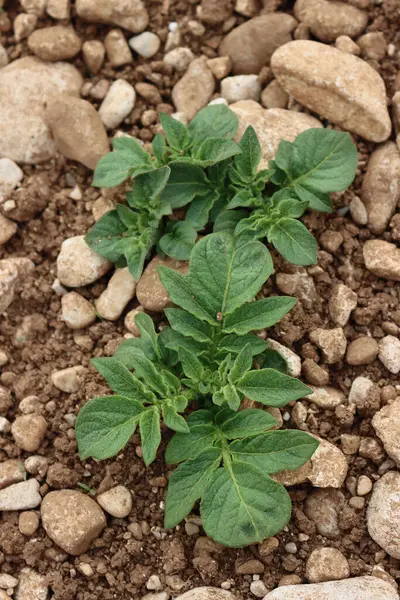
46 95 109 169
305 547 349 583
99 79 136 130
28 25 82 61
219 14 297 75
57 235 112 287
271 40 391 142
14 569 48 600
363 240 400 281
76 0 149 33
0 479 41 511
0 57 83 164
361 142 400 234
172 58 215 121
367 472 400 559
264 576 399 600
176 590 234 600
95 267 137 321
372 399 400 465
294 0 368 42
136 255 188 312
230 101 322 169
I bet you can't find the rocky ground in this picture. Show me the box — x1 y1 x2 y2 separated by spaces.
1 0 400 599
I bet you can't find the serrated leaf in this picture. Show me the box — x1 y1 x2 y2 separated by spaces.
195 137 241 167
179 347 204 381
159 222 197 260
218 333 267 356
140 406 161 465
269 218 317 266
237 368 311 407
160 163 210 209
230 430 319 473
188 104 238 145
234 125 261 177
91 357 156 403
162 403 190 433
223 297 296 335
221 408 276 439
165 424 218 464
160 112 190 150
164 308 213 343
229 343 253 383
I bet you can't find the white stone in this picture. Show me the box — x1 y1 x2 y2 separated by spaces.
348 376 374 407
164 47 194 72
14 13 37 42
46 0 70 19
264 576 398 600
221 75 261 104
76 0 149 33
0 158 23 197
267 340 301 377
0 479 41 511
0 215 18 246
14 569 48 600
129 32 160 58
176 590 234 600
0 574 18 589
372 399 400 465
146 575 163 591
97 485 132 518
99 80 136 129
349 196 368 225
306 386 345 409
95 267 137 321
378 335 400 374
51 366 87 393
57 235 112 287
250 580 269 598
367 472 400 559
328 283 357 326
61 292 97 329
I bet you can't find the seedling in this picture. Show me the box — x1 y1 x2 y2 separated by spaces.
76 232 319 547
85 105 357 279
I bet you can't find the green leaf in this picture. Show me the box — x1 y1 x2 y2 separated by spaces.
213 210 249 234
165 424 217 463
93 151 145 188
237 369 311 407
188 105 238 145
234 126 261 177
159 222 197 260
164 308 213 343
112 137 151 162
125 348 169 395
124 240 151 281
226 190 255 210
223 297 296 335
230 430 319 473
201 462 291 547
91 357 156 403
76 395 144 460
134 312 160 358
163 328 208 355
229 343 253 383
269 218 317 266
162 403 190 434
187 410 214 426
179 347 204 381
85 210 127 263
185 192 217 229
270 189 309 218
195 137 241 167
160 112 190 150
164 447 221 528
220 408 276 439
140 406 161 465
259 348 288 374
161 163 210 209
223 383 241 411
218 333 267 356
152 133 168 165
114 337 157 366
127 166 171 207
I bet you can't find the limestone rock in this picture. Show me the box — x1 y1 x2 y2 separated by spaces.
164 47 194 72
99 79 136 129
0 57 83 164
0 479 41 511
61 292 97 330
372 399 400 465
294 0 368 42
76 0 149 33
271 40 391 142
219 14 297 75
309 327 347 363
367 472 400 559
136 255 188 312
264 576 398 600
11 414 47 451
0 214 17 245
176 589 234 600
378 335 400 374
51 366 87 393
221 75 261 103
104 29 133 67
199 0 233 25
328 283 357 327
207 56 232 80
305 547 350 583
129 32 160 58
306 386 345 409
20 0 47 15
97 485 132 518
0 158 23 197
0 459 25 490
346 336 379 365
0 257 35 315
14 13 37 42
172 58 215 121
95 267 137 321
275 269 317 309
41 490 106 555
305 488 344 538
261 79 289 109
358 32 387 60
14 569 48 600
57 235 112 287
28 26 82 61
364 240 400 281
82 40 105 74
47 0 71 19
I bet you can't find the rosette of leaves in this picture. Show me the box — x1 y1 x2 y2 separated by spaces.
75 232 319 547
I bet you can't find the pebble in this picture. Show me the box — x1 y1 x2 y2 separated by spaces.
0 44 8 68
319 230 343 253
378 335 400 374
136 83 162 104
0 157 22 196
0 417 10 433
124 306 145 335
28 25 81 61
335 35 361 56
25 455 48 477
175 590 234 600
0 479 41 511
261 79 289 109
0 258 34 315
61 292 97 330
372 398 400 465
20 0 46 15
136 255 188 312
359 437 384 462
341 434 361 455
97 485 132 518
76 0 149 33
357 475 373 496
99 79 136 129
349 196 368 225
364 240 400 281
207 56 232 80
95 267 137 321
236 559 264 575
129 32 160 58
11 414 47 451
264 576 399 599
41 490 107 555
57 235 112 287
14 568 48 600
0 459 25 489
0 57 82 164
306 386 345 409
250 580 269 598
14 13 37 42
104 29 133 67
275 269 317 309
51 365 87 393
309 327 347 363
0 214 18 245
147 575 163 591
0 574 18 589
268 340 301 377
82 40 105 74
221 75 261 103
219 14 297 75
47 95 109 170
19 511 40 535
358 32 387 60
305 488 344 538
302 359 329 386
367 472 400 559
271 40 391 142
293 0 368 42
77 563 94 577
346 336 379 365
305 548 349 583
46 0 70 19
328 283 357 327
172 57 215 121
164 47 194 72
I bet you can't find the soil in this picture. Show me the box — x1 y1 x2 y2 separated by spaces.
1 0 400 598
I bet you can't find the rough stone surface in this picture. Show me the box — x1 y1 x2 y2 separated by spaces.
328 283 357 326
51 366 87 393
0 258 35 315
346 336 379 365
11 415 47 451
0 214 18 246
95 267 137 321
306 386 345 409
309 328 347 363
364 240 400 281
99 79 136 129
0 459 25 489
271 40 391 142
76 0 149 33
61 292 97 330
349 375 374 408
0 57 82 164
220 75 261 103
46 95 109 170
136 256 188 312
14 13 37 42
104 29 133 67
124 306 145 336
219 14 297 75
378 335 400 374
41 490 107 555
0 479 41 511
264 576 399 599
0 157 24 197
367 472 400 559
129 32 160 58
97 485 132 518
294 0 368 42
176 590 234 600
14 569 48 600
57 235 112 287
82 40 105 74
261 79 289 109
172 58 215 121
47 0 71 19
19 510 40 535
305 488 344 538
28 26 82 61
164 47 194 72
372 399 400 465
305 547 350 583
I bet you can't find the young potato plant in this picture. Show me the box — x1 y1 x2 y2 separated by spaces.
85 105 358 280
75 232 319 547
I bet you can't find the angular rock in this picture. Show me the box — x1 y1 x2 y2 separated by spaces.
95 267 137 321
61 292 97 330
172 58 215 121
294 0 368 42
0 257 35 315
261 79 289 109
328 283 357 327
358 32 387 60
57 235 112 287
264 576 398 600
11 415 47 452
305 547 350 583
309 327 347 364
275 269 317 309
0 157 23 197
99 79 136 129
271 40 391 142
306 386 345 409
207 56 232 80
378 335 400 374
28 26 82 61
82 40 105 74
51 366 86 393
76 0 149 33
41 490 106 555
104 29 133 67
367 472 400 559
176 590 234 600
129 32 160 58
14 13 37 42
219 14 297 75
0 459 25 490
199 0 233 25
0 214 17 246
221 75 261 103
0 57 82 164
97 485 132 518
47 0 71 19
364 240 400 281
136 255 189 312
372 399 400 465
361 142 400 235
0 479 41 511
14 569 48 600
305 488 344 538
46 95 109 170
346 336 379 365
164 47 194 72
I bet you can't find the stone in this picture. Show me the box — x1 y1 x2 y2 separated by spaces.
335 35 361 56
358 32 387 60
136 83 162 104
306 386 345 409
341 434 361 455
0 44 8 68
0 258 35 315
250 580 269 598
0 459 25 489
11 415 47 451
207 56 232 80
104 29 132 67
0 574 18 589
19 511 40 535
378 335 400 374
99 79 136 129
328 283 357 326
319 230 343 253
372 398 400 464
0 57 83 164
364 240 400 281
164 47 194 72
271 40 391 143
261 79 289 109
309 328 347 363
41 490 106 555
136 255 189 312
57 235 112 287
361 143 400 235
357 475 373 496
82 40 105 74
0 158 23 198
172 58 215 121
302 359 329 386
199 0 233 25
76 0 149 33
349 196 368 225
367 472 400 558
359 437 384 462
305 488 344 538
305 548 350 583
25 455 49 477
176 590 234 600
346 337 379 365
268 340 301 377
219 14 297 75
264 576 399 600
275 269 317 309
293 0 368 42
95 267 137 321
0 214 17 245
28 26 82 61
0 479 41 511
97 485 132 518
14 569 48 600
61 292 97 330
20 0 46 15
220 75 261 103
129 32 160 58
51 366 86 393
124 306 145 335
14 13 37 42
46 95 109 170
46 0 71 19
